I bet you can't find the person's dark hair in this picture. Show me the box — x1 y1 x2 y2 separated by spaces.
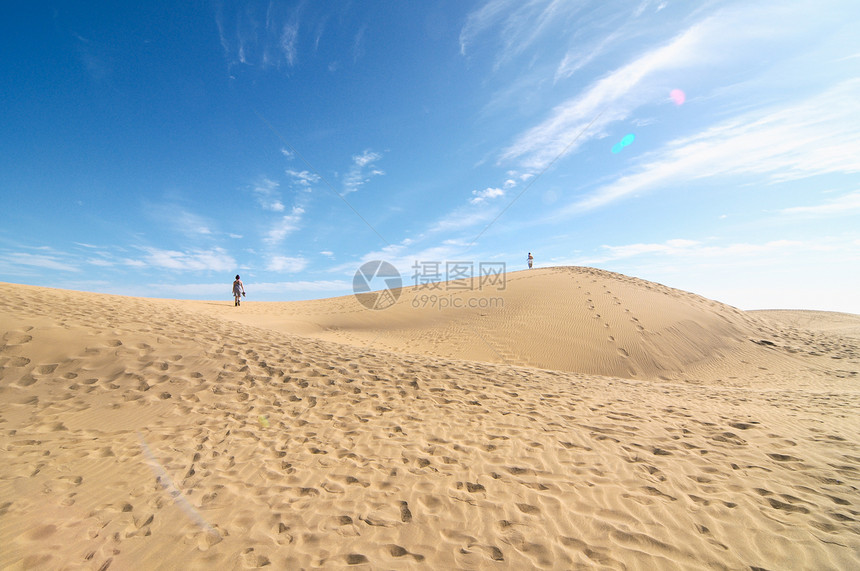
235 275 240 280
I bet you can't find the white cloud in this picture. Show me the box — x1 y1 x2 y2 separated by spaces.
561 79 860 215
600 239 702 260
146 203 214 238
470 187 505 205
554 29 623 82
353 149 380 167
501 20 713 170
353 25 367 63
351 239 472 284
459 0 512 56
253 177 285 212
569 237 834 268
142 247 236 272
460 0 580 68
566 235 860 313
498 3 829 173
1 252 80 273
265 206 305 245
780 190 860 216
180 212 212 236
428 206 497 234
286 169 321 187
343 150 384 194
280 21 299 67
216 2 302 70
249 280 350 294
266 256 307 272
166 279 351 298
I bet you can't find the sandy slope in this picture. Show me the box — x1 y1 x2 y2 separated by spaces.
1 268 858 570
185 267 852 388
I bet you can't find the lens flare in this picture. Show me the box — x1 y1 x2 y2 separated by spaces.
670 88 686 105
611 133 635 153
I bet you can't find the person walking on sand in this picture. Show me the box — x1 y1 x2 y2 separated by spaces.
527 252 533 269
232 275 245 306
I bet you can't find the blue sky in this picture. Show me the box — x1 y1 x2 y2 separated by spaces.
2 1 859 313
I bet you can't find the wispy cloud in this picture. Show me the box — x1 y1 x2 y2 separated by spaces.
500 20 713 170
554 29 623 83
252 177 285 212
278 21 299 67
469 187 505 205
495 2 831 173
265 206 305 245
252 279 349 293
780 190 860 216
266 255 307 273
73 33 113 83
141 247 236 272
428 207 497 234
286 169 321 188
0 252 80 273
167 279 350 297
350 239 474 284
562 235 860 312
353 25 367 63
569 237 845 268
343 150 384 194
216 1 302 70
560 79 860 215
459 0 513 56
146 203 215 238
460 0 582 68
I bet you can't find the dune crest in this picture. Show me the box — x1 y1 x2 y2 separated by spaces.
189 267 856 387
1 273 858 569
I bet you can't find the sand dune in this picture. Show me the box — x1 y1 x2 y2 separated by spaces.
186 267 854 388
1 268 858 569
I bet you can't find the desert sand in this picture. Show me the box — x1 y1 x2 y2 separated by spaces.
1 266 858 570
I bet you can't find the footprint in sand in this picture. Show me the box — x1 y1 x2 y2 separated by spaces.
5 333 33 345
343 553 368 565
386 544 426 562
766 453 801 462
240 547 271 568
516 503 541 515
16 375 38 387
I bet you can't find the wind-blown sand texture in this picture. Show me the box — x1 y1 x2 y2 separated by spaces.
1 267 858 570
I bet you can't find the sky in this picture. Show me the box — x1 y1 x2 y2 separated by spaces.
2 0 859 313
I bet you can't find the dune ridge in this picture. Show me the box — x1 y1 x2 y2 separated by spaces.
185 267 857 388
1 268 858 570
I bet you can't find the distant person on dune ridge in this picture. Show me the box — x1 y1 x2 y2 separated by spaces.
232 275 245 306
528 252 533 269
